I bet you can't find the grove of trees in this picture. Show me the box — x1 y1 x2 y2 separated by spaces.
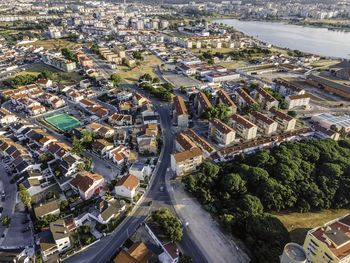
184 139 350 262
151 208 183 242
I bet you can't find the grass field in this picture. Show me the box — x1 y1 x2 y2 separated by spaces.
45 113 81 132
18 39 81 51
118 55 162 84
12 63 84 85
273 209 350 245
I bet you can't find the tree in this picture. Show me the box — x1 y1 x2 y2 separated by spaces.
72 137 85 155
152 208 183 242
287 111 297 117
110 73 122 87
61 48 76 62
19 184 32 207
238 194 263 218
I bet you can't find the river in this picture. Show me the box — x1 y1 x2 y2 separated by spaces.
215 19 350 59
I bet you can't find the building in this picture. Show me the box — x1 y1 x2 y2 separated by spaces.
114 242 153 263
115 174 140 199
314 124 340 141
273 78 306 97
0 108 17 124
269 109 296 132
209 118 236 145
205 70 240 83
303 214 350 263
195 92 212 116
40 219 71 261
235 88 257 109
173 96 189 128
129 162 150 181
285 94 310 110
42 53 76 72
70 171 104 200
312 113 350 132
249 111 278 135
229 114 257 140
34 199 60 219
251 87 279 110
216 89 237 115
307 74 350 100
280 243 307 263
170 147 203 176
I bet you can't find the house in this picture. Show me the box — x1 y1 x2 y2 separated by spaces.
138 137 158 155
108 113 133 126
87 122 115 138
229 114 258 140
129 162 151 181
173 96 189 128
115 174 140 199
251 87 279 110
0 108 17 124
133 92 149 107
209 118 236 145
195 92 212 116
285 94 310 110
96 198 126 224
171 147 203 176
268 109 296 132
235 88 257 109
114 242 153 263
34 199 60 219
175 132 197 152
36 79 53 89
92 139 114 156
40 219 71 261
303 214 350 263
216 89 237 115
107 145 130 165
0 248 31 263
70 171 104 200
249 111 278 135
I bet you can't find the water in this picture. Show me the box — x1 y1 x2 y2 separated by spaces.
215 19 350 59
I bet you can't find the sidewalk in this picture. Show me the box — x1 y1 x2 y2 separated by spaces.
170 180 250 263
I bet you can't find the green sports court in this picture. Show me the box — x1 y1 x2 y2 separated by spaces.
44 113 81 132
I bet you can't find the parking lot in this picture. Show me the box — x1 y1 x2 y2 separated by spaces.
162 72 201 88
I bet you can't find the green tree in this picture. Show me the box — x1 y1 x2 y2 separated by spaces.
19 184 32 207
110 73 122 87
72 137 85 155
152 208 183 242
61 48 76 62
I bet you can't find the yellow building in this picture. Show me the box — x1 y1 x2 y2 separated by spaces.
303 214 350 263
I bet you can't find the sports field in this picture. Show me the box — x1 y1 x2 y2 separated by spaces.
45 113 81 132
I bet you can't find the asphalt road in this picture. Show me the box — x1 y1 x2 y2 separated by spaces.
0 161 17 244
63 102 209 263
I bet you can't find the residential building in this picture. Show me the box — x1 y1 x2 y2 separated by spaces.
229 114 258 140
115 174 140 199
87 122 115 138
216 89 237 115
34 199 60 219
195 92 212 115
303 214 350 263
251 87 279 110
92 139 114 156
0 108 17 124
249 111 278 135
70 171 104 200
273 78 306 97
40 219 71 261
209 118 236 145
129 162 150 181
171 147 203 176
173 96 189 128
314 124 340 141
114 242 153 263
235 88 257 109
285 93 311 110
42 53 76 72
269 109 296 132
108 113 132 126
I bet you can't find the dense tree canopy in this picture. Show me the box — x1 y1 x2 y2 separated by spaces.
184 139 350 262
151 208 183 242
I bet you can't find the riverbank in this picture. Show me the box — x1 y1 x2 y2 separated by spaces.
214 18 350 59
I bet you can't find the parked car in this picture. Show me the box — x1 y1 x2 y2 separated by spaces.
1 191 5 201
